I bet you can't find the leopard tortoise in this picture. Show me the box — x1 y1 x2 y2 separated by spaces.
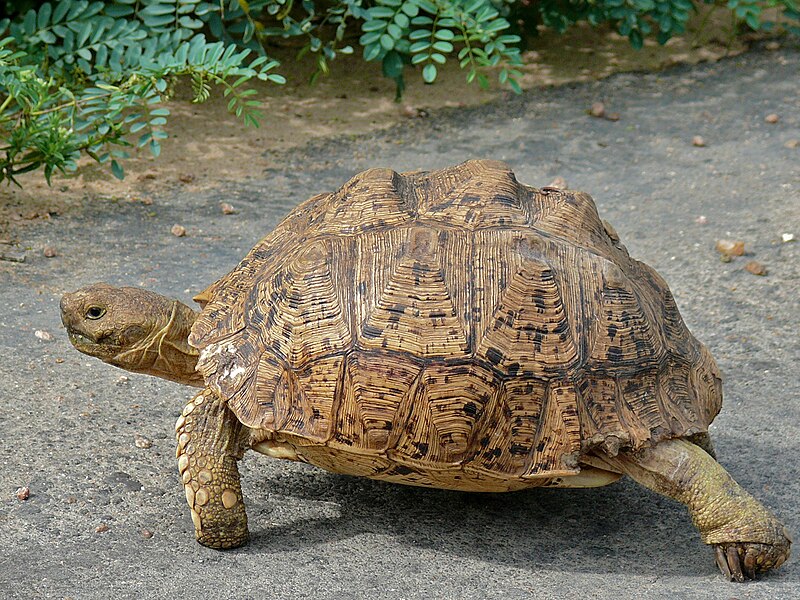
61 160 789 581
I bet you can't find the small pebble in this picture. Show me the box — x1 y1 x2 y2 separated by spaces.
590 102 606 118
720 254 732 263
785 140 799 149
141 197 154 206
745 261 767 276
715 239 745 256
765 41 780 51
692 136 706 147
35 330 53 342
605 112 620 122
765 114 779 124
178 174 196 184
95 523 110 533
220 203 237 215
43 246 57 258
400 104 421 118
171 224 186 237
781 233 795 243
134 434 153 449
15 486 30 501
141 529 154 539
116 375 129 385
66 496 77 504
695 215 708 225
55 358 64 364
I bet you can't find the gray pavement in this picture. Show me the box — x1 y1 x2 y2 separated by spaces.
1 42 799 599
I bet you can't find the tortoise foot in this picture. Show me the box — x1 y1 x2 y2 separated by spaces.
196 516 250 550
177 389 250 549
714 539 791 582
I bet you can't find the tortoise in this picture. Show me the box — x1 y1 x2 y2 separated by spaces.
61 160 789 581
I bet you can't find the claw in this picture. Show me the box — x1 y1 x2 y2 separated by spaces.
743 548 757 580
715 545 732 581
726 545 744 583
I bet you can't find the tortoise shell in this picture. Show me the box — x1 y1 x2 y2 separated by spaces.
189 160 722 490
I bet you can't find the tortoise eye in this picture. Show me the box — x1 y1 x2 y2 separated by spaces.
85 306 106 320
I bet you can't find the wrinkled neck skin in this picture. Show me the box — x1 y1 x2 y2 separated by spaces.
112 300 204 387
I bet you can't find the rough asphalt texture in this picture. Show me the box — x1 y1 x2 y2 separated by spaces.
1 43 799 600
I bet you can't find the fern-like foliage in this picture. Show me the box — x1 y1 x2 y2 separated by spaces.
1 0 798 184
0 0 284 184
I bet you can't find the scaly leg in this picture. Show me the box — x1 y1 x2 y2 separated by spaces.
591 438 790 581
175 388 249 548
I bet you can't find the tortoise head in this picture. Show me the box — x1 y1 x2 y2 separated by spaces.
60 283 203 386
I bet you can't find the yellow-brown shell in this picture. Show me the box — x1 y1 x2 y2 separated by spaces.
190 160 722 485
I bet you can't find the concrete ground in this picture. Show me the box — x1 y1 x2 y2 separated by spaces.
1 42 798 599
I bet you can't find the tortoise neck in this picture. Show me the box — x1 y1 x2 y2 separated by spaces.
116 300 204 387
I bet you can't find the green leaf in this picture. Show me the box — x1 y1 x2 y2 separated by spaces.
53 0 70 23
362 19 387 32
360 31 382 45
77 21 92 47
387 23 403 39
368 7 396 18
413 0 437 13
141 3 176 16
422 63 437 83
382 50 404 79
629 28 643 49
434 29 455 41
37 3 53 29
39 30 57 44
364 42 382 61
111 159 124 180
23 9 36 35
380 33 395 50
432 41 453 53
401 2 419 17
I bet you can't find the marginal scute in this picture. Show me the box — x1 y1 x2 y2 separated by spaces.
464 377 546 478
329 352 422 453
526 383 582 476
191 160 722 486
389 363 498 468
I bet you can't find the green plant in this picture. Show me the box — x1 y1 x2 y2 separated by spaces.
1 0 798 185
0 1 284 184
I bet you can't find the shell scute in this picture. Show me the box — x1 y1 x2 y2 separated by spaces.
388 362 499 468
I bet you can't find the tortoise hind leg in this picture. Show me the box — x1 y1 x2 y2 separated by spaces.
176 389 249 548
591 438 790 581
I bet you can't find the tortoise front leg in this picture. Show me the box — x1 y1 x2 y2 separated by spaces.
591 438 790 581
175 389 249 549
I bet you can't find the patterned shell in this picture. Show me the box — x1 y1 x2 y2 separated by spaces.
190 160 722 485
